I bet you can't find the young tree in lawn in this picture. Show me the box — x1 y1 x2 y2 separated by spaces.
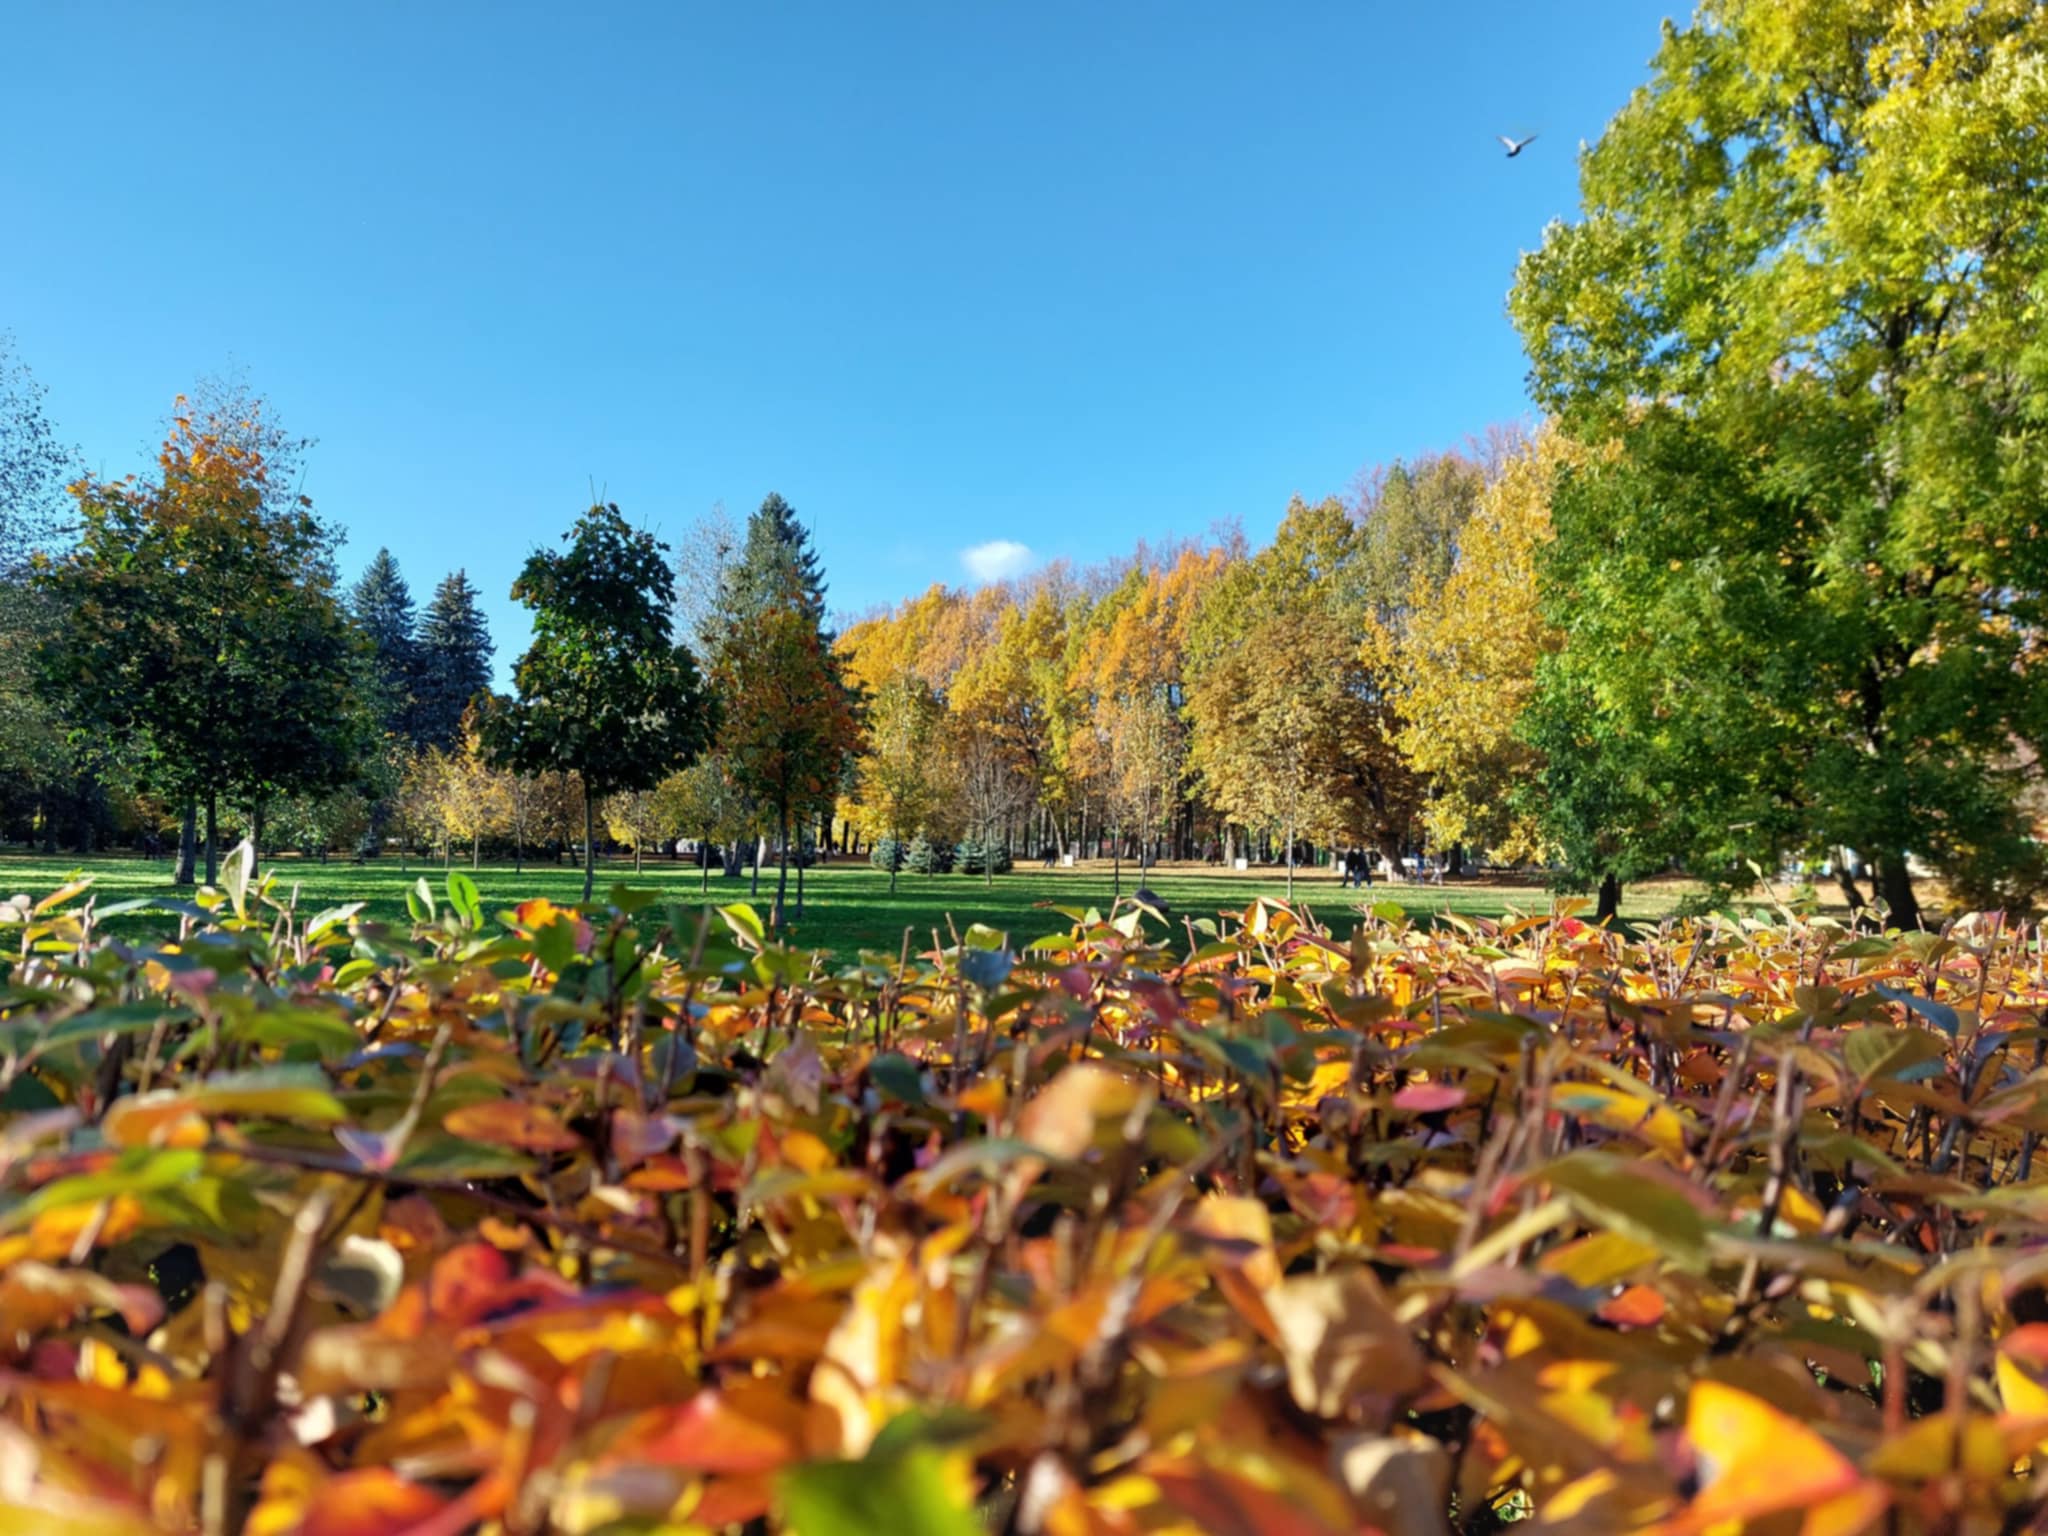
1510 0 2048 925
601 788 661 873
651 761 747 894
36 390 362 884
415 570 494 752
852 674 944 894
712 602 859 928
484 504 712 902
425 706 511 868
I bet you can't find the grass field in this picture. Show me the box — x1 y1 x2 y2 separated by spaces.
0 850 1705 953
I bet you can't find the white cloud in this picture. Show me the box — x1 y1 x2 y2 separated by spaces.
960 539 1034 585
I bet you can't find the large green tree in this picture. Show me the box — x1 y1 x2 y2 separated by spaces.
349 548 420 743
1510 0 2048 927
36 392 364 883
484 505 713 901
415 570 494 751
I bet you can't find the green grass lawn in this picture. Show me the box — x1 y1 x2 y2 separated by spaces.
0 851 1698 954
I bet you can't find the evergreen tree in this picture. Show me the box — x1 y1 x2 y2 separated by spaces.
415 570 493 751
726 492 827 625
349 548 418 741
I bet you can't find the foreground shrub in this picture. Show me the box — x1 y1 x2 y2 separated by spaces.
2 850 2047 1532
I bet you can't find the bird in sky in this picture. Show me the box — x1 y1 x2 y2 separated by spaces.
1497 133 1539 158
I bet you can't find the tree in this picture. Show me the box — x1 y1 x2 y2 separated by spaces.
484 504 713 902
725 491 827 625
1354 447 1489 631
651 761 748 894
1186 498 1417 891
423 708 511 868
852 676 944 894
1510 0 2048 926
349 548 420 742
1372 428 1593 867
415 570 493 751
711 493 858 926
713 603 859 927
0 340 75 853
0 334 68 567
36 391 363 884
601 788 661 873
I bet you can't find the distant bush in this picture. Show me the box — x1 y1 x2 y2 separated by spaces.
904 832 952 874
955 837 1012 875
869 836 905 873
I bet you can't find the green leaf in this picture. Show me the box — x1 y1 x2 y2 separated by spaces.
219 839 255 919
780 1446 979 1536
221 1007 360 1059
1842 1024 1948 1084
869 1051 926 1105
2 1147 205 1232
1540 1151 1708 1265
446 871 482 928
36 1002 182 1054
720 903 766 947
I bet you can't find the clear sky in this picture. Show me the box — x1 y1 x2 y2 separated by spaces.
3 2 1668 676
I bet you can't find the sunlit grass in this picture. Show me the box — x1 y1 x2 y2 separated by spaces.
0 851 1701 954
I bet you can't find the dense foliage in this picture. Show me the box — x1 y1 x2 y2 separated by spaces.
7 865 2048 1531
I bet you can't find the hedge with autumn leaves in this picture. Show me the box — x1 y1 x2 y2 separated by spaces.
5 851 2048 1534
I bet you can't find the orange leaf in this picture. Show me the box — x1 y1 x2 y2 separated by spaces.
298 1470 449 1536
443 1100 582 1153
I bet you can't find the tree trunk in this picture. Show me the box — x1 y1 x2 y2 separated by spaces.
701 831 712 895
581 792 596 904
1835 851 1868 916
1877 855 1921 930
251 801 264 876
514 824 524 876
1112 824 1121 899
1447 843 1466 878
176 799 198 885
634 837 643 874
751 835 764 897
472 833 480 869
772 804 791 930
1596 871 1621 925
796 833 807 918
204 791 219 886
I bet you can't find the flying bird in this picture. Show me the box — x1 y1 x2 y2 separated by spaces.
1497 133 1539 159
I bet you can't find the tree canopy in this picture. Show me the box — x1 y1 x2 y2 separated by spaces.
485 504 714 900
1510 0 2048 926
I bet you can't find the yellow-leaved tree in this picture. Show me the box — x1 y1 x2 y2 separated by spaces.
1370 426 1599 864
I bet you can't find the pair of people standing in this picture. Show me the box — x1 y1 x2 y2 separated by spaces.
1337 847 1375 889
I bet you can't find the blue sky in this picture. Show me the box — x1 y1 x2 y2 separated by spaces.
3 2 1666 677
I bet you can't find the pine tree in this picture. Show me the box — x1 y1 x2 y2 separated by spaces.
725 492 827 626
349 548 418 741
415 570 493 751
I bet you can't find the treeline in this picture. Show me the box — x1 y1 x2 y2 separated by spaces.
5 0 2045 930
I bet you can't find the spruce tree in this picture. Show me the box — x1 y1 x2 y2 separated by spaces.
726 492 827 625
415 570 493 751
349 548 419 741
